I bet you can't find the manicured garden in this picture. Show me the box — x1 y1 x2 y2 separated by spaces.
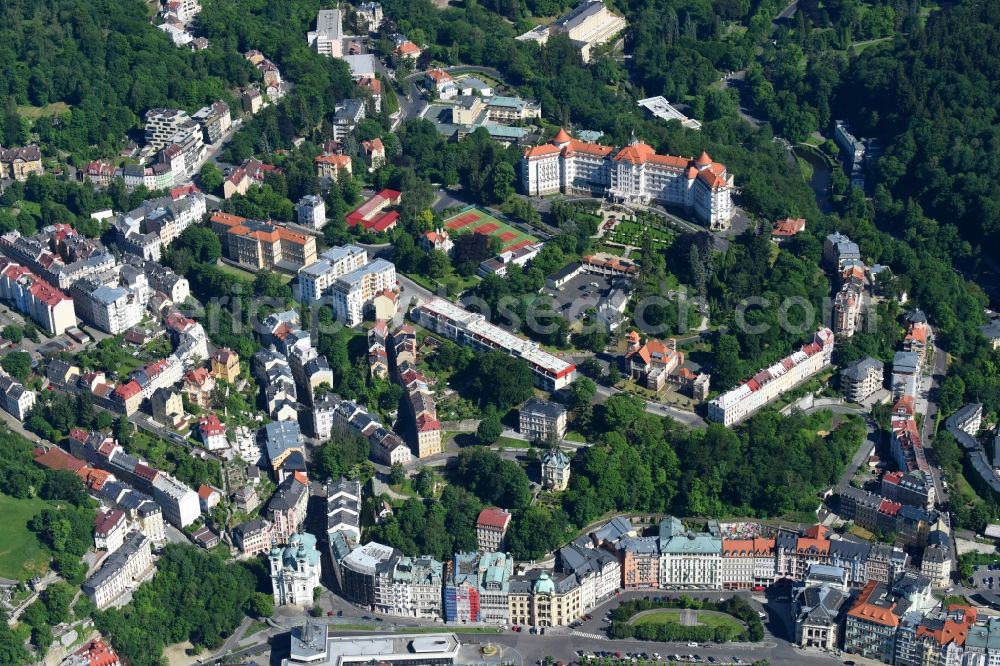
607 219 673 246
630 608 745 634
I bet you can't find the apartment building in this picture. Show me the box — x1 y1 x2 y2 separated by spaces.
721 537 775 590
266 473 310 544
834 282 864 337
388 556 444 619
844 577 929 663
308 9 344 57
330 258 396 327
297 244 368 303
0 259 76 335
234 518 274 557
149 473 200 528
519 398 567 442
69 279 143 335
144 108 191 149
210 212 317 271
920 531 952 588
708 328 834 426
327 396 413 466
93 509 129 554
823 232 862 271
891 351 921 399
412 298 577 391
548 0 626 62
327 477 362 542
881 470 935 510
484 96 542 123
270 532 322 606
296 194 326 229
841 356 884 403
191 100 232 144
903 320 933 366
476 508 512 552
0 370 34 421
522 130 735 229
357 2 383 30
82 532 155 609
508 571 584 628
314 152 353 178
340 541 400 608
264 420 306 483
0 144 43 181
96 480 166 545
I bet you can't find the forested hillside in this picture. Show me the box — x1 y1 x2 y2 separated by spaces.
839 0 1000 264
0 0 250 158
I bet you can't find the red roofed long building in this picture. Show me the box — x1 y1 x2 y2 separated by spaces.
345 188 402 233
522 130 735 229
0 259 76 334
708 328 835 427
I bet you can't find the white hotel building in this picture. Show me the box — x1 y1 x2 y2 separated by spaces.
330 258 396 327
522 129 736 229
411 298 577 391
298 244 368 303
707 328 835 427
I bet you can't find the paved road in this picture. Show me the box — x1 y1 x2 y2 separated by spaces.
920 344 948 503
593 382 707 428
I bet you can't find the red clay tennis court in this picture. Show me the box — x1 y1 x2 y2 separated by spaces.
503 239 535 253
445 211 480 230
498 231 518 242
474 222 499 234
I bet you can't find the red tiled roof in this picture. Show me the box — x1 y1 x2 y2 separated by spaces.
33 447 86 472
114 381 141 400
198 413 226 436
772 217 806 237
477 507 511 530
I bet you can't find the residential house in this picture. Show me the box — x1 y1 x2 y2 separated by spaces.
841 356 884 403
519 397 567 443
234 518 273 557
541 448 571 491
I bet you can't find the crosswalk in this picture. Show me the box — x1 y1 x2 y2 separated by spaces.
572 630 605 640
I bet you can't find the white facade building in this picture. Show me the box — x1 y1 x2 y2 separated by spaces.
707 328 835 426
330 258 396 327
296 194 327 229
522 130 735 229
412 298 577 391
270 532 322 606
297 245 368 303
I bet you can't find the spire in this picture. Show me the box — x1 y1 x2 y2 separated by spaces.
696 150 712 167
552 128 571 145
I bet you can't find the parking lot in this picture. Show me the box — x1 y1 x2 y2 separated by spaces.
972 564 1000 590
542 271 617 321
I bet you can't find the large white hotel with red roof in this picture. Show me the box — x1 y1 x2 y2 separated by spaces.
521 129 736 230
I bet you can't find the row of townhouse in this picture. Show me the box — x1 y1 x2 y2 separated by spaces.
0 258 76 334
122 254 190 304
836 486 948 561
68 429 200 527
254 348 298 421
243 50 284 102
707 327 835 426
522 130 734 229
113 191 207 262
32 445 167 545
328 394 413 465
209 212 317 271
411 297 577 392
381 323 443 458
259 310 333 407
82 531 156 609
0 224 117 290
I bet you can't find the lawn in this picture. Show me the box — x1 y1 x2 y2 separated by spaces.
629 609 745 633
442 206 538 253
0 493 53 580
16 102 71 120
214 260 261 284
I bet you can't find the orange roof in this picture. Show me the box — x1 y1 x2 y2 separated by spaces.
698 161 729 189
905 322 929 345
426 68 452 84
293 471 309 485
33 447 86 472
315 153 352 167
396 41 420 55
523 143 562 158
565 138 614 157
772 217 806 237
696 150 712 166
78 467 111 491
210 212 247 227
477 507 511 530
197 484 218 500
114 381 141 400
848 580 903 628
722 537 775 556
553 128 571 143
